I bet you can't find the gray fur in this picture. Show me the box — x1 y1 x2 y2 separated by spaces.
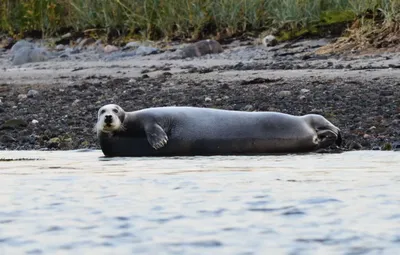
96 105 342 157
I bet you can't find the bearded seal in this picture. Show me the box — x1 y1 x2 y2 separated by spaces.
95 104 342 157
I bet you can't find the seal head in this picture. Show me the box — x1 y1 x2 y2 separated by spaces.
95 104 126 134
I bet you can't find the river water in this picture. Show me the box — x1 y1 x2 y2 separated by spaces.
0 150 399 255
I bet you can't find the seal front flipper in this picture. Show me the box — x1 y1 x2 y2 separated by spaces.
316 129 338 149
144 123 169 150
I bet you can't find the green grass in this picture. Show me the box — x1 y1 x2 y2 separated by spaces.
0 0 399 42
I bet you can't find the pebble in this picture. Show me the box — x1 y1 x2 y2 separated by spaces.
27 90 39 98
72 99 80 106
262 35 278 47
123 42 141 50
77 38 95 50
11 46 50 65
278 91 292 97
104 45 119 54
0 134 16 143
0 38 399 152
178 40 223 59
9 40 34 54
61 33 72 39
55 44 66 51
17 94 27 101
135 46 159 56
243 105 254 111
2 119 28 129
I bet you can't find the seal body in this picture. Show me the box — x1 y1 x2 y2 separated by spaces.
95 105 342 157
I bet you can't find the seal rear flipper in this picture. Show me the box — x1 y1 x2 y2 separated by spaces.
316 129 339 149
144 123 169 150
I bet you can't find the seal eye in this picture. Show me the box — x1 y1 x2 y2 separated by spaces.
113 109 118 113
100 109 106 115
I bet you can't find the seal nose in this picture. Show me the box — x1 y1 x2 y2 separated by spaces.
104 115 113 124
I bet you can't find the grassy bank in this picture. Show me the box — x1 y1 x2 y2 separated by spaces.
0 0 399 44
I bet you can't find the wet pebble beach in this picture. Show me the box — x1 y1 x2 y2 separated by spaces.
0 37 400 152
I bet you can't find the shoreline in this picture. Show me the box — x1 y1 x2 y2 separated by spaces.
1 37 400 152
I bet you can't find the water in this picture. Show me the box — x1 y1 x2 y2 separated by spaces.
0 150 399 255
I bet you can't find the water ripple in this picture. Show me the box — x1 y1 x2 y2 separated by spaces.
0 150 399 254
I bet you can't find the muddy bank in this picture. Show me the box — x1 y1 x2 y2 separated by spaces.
0 37 400 152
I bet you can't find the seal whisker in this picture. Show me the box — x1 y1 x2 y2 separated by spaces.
119 124 127 132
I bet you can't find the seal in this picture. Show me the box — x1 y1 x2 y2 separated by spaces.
95 104 342 157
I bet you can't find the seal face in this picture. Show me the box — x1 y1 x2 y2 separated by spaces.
95 105 342 157
94 104 125 134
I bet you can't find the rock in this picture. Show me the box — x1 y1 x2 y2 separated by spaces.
204 97 212 102
278 90 292 97
30 47 50 62
243 104 254 111
300 89 310 94
0 134 16 143
72 99 80 106
32 119 39 124
262 35 278 47
1 119 28 129
27 89 39 98
61 33 72 39
392 142 400 151
55 44 66 51
123 41 141 50
66 47 80 54
11 47 49 65
177 39 223 58
11 47 32 65
348 141 362 150
392 119 400 126
135 46 159 56
17 94 27 101
104 45 119 54
77 38 95 50
9 40 34 54
310 108 323 114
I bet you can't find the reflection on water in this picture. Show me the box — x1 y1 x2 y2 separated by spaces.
0 150 399 254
